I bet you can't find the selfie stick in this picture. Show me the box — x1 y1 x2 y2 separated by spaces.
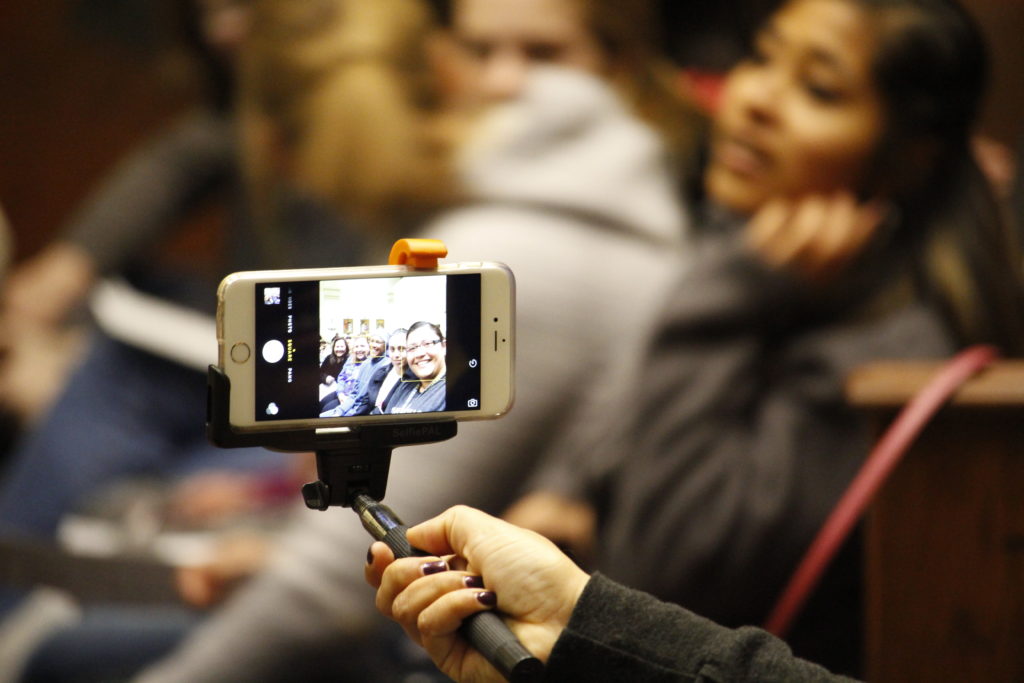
206 240 542 682
301 433 544 683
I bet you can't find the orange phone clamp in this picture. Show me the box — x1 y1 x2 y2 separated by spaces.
388 238 448 269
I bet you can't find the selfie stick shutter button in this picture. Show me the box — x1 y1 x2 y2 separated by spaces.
230 342 251 363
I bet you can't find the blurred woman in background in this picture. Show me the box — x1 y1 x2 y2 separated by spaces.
504 0 1024 674
101 0 703 679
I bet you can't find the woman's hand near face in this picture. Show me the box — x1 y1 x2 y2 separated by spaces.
744 191 885 283
365 505 591 683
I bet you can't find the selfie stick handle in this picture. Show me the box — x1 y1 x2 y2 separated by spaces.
353 494 544 682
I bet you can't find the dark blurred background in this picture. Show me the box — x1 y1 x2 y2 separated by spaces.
1 0 1022 263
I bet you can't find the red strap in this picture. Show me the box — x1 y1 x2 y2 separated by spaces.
763 344 1000 637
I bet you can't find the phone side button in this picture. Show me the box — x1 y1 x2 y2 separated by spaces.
230 342 252 364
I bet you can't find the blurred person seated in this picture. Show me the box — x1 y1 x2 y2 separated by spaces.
0 0 368 667
0 0 265 544
125 0 706 680
504 0 1024 674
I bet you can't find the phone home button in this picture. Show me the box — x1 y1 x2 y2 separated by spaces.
230 342 251 364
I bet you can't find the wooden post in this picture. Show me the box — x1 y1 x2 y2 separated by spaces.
846 361 1024 681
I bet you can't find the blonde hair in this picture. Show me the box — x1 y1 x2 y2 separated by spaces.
239 0 453 238
569 0 705 171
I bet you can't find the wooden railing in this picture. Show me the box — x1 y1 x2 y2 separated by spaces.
846 360 1024 681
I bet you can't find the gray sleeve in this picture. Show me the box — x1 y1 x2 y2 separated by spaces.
545 573 856 682
594 237 956 626
63 109 235 274
519 235 788 504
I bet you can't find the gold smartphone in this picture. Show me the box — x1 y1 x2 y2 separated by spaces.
216 262 515 432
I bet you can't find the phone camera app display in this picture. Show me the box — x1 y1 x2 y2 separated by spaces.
253 274 481 422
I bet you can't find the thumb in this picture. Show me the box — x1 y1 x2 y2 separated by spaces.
406 505 505 562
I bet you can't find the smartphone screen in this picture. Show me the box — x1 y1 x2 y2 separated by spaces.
252 273 481 422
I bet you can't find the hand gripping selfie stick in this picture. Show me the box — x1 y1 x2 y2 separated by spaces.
207 239 543 682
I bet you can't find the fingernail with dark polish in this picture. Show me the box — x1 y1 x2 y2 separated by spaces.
464 575 484 589
421 560 448 575
476 591 497 607
366 546 374 565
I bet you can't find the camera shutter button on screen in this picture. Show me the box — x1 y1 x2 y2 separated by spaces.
230 342 252 363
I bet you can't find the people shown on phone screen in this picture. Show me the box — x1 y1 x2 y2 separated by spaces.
318 335 349 386
321 329 419 416
369 328 408 413
320 334 369 415
368 333 387 363
386 321 447 414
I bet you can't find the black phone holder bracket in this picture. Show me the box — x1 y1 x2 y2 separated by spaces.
206 366 542 681
207 363 457 508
